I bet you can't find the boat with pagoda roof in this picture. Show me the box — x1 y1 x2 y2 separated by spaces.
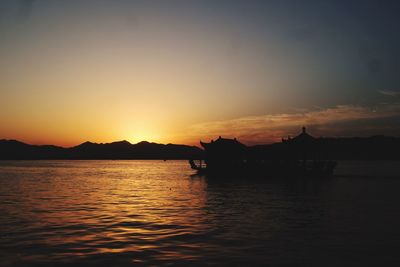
189 127 337 177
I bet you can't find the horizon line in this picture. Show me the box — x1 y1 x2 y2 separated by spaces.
1 133 397 149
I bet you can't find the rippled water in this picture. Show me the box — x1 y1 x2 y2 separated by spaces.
1 160 400 266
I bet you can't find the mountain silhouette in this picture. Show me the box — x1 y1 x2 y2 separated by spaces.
1 134 400 160
0 140 203 160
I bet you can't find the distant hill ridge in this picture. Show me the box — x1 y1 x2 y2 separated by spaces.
1 135 400 160
0 139 204 160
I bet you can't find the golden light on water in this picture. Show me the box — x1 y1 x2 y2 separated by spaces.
8 161 210 263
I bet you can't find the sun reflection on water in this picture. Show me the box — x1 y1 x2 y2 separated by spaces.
2 160 399 265
0 160 212 265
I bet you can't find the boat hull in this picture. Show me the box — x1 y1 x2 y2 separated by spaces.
190 160 337 178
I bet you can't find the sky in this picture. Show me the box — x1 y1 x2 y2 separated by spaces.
0 0 400 147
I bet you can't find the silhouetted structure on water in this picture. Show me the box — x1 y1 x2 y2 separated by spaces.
190 127 336 177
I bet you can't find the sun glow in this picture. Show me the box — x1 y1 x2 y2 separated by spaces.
1 1 399 146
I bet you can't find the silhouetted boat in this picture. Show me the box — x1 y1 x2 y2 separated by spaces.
190 159 336 177
189 127 337 178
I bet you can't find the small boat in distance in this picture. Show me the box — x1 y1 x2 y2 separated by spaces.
189 127 337 178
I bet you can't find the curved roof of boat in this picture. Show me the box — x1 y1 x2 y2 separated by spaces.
200 136 247 150
286 127 316 145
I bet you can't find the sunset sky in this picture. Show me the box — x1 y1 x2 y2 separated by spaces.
1 0 400 147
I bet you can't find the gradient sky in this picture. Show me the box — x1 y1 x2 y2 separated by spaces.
1 0 400 147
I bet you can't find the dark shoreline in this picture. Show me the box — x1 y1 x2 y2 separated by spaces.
2 134 400 160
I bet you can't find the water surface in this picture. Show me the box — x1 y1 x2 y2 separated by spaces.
0 160 400 266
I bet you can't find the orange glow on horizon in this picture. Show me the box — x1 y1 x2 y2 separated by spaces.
1 2 399 146
2 102 400 147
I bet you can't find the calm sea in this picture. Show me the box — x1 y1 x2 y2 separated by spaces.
0 160 400 266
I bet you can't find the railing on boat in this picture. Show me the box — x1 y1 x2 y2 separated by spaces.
189 159 206 170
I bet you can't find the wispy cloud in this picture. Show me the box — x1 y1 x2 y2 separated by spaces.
379 90 400 97
187 103 400 145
